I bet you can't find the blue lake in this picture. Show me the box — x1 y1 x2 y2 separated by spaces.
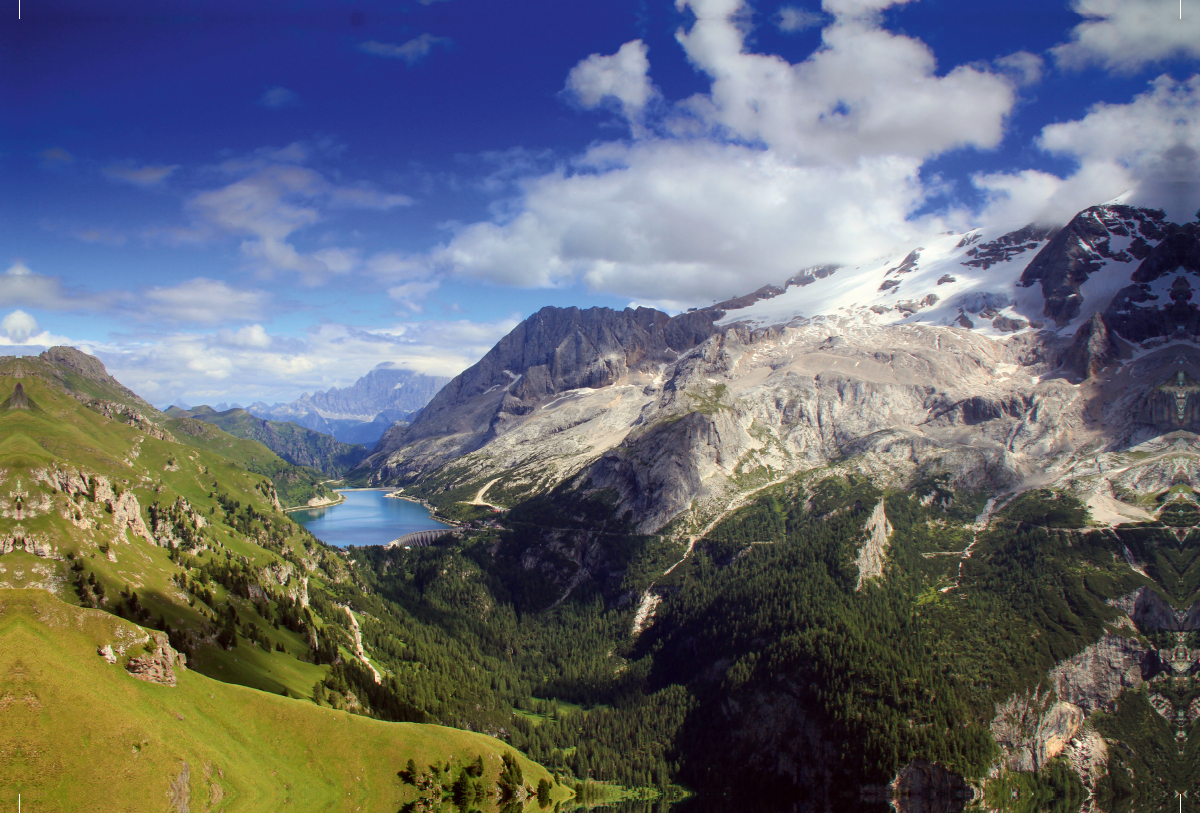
292 490 449 548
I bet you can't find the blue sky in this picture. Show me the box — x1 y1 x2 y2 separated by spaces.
2 0 1198 405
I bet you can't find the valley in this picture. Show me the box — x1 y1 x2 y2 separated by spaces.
3 204 1200 813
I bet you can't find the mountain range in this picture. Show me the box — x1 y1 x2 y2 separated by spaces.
248 363 451 445
6 201 1200 811
347 201 1200 808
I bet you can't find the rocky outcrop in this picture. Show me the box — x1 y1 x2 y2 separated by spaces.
125 632 187 687
890 760 974 813
98 644 117 664
1064 313 1116 380
38 346 160 415
990 690 1082 772
111 489 156 545
367 305 719 482
1111 587 1200 632
854 499 892 589
1049 634 1146 713
1020 205 1166 325
0 527 57 558
1035 701 1085 767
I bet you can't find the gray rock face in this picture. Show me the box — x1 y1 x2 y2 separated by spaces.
1049 634 1146 713
1063 313 1115 380
1020 205 1167 325
366 305 719 483
361 206 1200 538
1104 223 1200 346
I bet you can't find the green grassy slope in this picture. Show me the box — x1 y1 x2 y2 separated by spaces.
163 412 333 508
167 405 369 476
1 589 567 811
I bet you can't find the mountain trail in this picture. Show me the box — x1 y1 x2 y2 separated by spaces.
468 478 504 510
341 605 381 684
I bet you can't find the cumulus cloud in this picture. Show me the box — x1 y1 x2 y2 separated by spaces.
0 310 72 347
424 0 1019 304
259 86 299 108
1 310 39 343
102 163 179 186
217 324 273 348
565 40 657 126
976 75 1200 224
673 0 1014 163
184 151 411 284
359 35 453 65
433 140 933 302
1053 0 1200 73
775 6 826 32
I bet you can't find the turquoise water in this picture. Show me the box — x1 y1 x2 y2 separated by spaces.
292 490 449 548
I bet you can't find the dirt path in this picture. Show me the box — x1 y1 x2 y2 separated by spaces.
468 478 504 510
342 606 381 684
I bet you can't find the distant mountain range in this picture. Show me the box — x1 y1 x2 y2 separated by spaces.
247 363 450 445
164 404 369 476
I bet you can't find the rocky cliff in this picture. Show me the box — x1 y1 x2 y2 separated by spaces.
365 305 720 485
362 205 1200 541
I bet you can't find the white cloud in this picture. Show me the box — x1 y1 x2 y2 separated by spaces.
387 281 440 312
141 278 270 325
0 262 104 311
102 163 179 186
434 139 937 301
0 309 72 347
425 0 1018 304
217 324 273 348
2 310 39 342
184 153 411 285
359 35 453 65
775 6 826 32
673 0 1014 163
259 86 300 108
93 315 520 406
976 75 1200 224
565 40 657 126
994 51 1044 87
1053 0 1200 73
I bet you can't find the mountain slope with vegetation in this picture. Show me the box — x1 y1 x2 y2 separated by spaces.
2 589 561 811
166 404 369 476
0 350 569 811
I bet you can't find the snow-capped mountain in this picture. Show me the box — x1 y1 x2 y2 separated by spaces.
363 202 1200 535
714 203 1172 340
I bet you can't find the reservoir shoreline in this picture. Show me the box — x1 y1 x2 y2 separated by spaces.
291 488 451 548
